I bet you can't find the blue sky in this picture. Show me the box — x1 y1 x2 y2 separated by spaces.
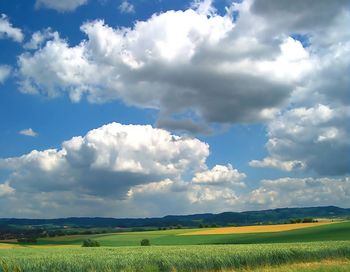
0 0 349 218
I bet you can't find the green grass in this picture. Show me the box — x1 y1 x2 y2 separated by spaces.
246 260 350 272
34 221 350 247
2 223 349 271
1 241 350 272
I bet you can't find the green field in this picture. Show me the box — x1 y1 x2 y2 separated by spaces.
32 221 350 247
1 222 350 271
1 241 350 272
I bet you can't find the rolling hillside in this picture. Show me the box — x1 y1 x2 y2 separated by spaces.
23 221 350 247
1 206 349 228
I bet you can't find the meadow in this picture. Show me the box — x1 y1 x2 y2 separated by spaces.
26 221 350 247
1 221 349 271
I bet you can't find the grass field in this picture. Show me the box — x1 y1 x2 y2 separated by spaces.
0 241 349 272
16 221 348 247
1 222 349 271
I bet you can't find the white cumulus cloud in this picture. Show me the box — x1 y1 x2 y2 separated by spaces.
192 164 246 186
0 123 209 200
0 122 252 217
23 28 59 50
250 104 350 175
18 1 310 127
246 177 350 209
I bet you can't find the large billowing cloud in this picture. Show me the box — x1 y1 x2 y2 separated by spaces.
0 123 208 198
35 0 88 12
247 0 350 176
0 122 252 217
0 14 23 42
0 122 349 217
17 0 349 131
17 1 317 127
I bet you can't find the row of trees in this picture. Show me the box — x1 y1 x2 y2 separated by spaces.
81 238 151 247
289 218 316 224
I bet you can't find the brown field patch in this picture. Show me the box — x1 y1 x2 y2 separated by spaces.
179 222 335 236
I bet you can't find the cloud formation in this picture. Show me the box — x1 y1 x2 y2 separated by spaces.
0 122 349 217
251 104 350 176
23 28 59 50
192 164 246 186
250 0 349 33
18 1 313 126
2 0 350 217
246 0 350 176
17 0 349 132
119 1 135 14
0 122 253 217
156 118 213 135
249 157 305 172
247 177 350 209
19 128 38 137
0 123 208 210
0 65 11 83
35 0 88 12
0 14 23 42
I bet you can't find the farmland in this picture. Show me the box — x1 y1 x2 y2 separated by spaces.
1 221 349 271
1 241 350 272
25 221 349 247
180 222 335 235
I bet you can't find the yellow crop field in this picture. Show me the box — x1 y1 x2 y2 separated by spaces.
0 243 80 249
0 243 22 249
29 244 80 249
179 222 335 236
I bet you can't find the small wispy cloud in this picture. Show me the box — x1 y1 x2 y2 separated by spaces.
0 14 24 42
35 0 88 12
19 128 38 137
0 65 11 84
118 0 135 14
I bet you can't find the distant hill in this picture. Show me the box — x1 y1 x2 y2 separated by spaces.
1 206 349 228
